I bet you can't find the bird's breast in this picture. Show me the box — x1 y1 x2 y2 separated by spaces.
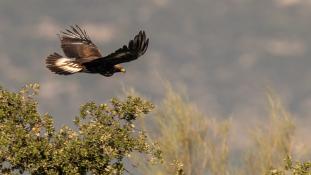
84 63 114 74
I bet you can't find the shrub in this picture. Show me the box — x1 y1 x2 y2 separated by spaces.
0 84 161 175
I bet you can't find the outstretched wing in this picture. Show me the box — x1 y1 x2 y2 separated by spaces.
59 25 102 59
83 31 149 66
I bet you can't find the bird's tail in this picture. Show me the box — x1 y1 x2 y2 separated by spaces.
46 53 83 75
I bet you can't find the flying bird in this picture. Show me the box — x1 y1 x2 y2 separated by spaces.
46 25 149 76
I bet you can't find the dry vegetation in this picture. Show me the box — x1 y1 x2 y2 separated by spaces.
134 86 310 175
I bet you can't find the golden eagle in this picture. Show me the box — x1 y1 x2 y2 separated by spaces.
46 25 149 76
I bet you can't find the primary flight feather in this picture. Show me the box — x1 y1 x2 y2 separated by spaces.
46 25 149 76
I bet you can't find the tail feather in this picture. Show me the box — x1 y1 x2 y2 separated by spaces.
46 53 83 75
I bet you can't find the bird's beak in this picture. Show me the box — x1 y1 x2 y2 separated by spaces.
120 68 126 73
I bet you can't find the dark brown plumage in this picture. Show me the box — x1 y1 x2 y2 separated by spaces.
46 25 149 76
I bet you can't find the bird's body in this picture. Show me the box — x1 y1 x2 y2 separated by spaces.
46 25 149 76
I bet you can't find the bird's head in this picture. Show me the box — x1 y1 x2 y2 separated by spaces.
113 64 126 73
99 65 125 77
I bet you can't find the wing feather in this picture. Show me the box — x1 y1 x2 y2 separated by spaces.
83 30 149 67
60 25 102 59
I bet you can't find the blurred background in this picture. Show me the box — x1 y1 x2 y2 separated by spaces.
0 0 310 170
